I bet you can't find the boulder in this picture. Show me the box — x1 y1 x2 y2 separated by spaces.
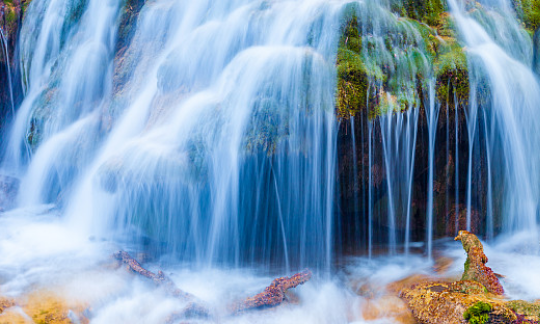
399 231 540 324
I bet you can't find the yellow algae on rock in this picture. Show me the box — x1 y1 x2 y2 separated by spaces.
360 296 417 324
0 297 15 314
400 281 517 324
0 291 88 324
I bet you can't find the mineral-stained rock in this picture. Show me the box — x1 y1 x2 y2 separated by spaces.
399 281 517 324
0 291 88 324
399 231 540 324
231 270 312 313
449 280 488 295
455 230 504 295
360 296 417 324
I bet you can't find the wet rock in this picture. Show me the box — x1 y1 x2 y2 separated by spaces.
360 296 416 324
399 231 540 324
400 281 517 324
0 291 88 324
455 230 504 295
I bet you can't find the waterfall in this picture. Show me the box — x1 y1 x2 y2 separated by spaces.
425 81 440 258
0 0 538 285
2 0 347 270
0 27 15 117
3 1 540 322
449 0 540 239
379 104 419 255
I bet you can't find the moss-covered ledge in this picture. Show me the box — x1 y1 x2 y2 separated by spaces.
335 2 470 120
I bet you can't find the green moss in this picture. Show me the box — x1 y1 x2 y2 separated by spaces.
437 13 457 38
391 0 447 27
464 257 470 274
5 8 17 25
340 15 362 52
19 0 33 17
336 48 370 118
513 0 540 32
434 42 469 106
335 2 471 119
464 302 492 324
336 12 373 119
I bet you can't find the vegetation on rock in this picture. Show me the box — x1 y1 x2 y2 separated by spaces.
400 231 540 324
463 301 492 324
513 0 540 32
455 230 504 295
335 1 470 120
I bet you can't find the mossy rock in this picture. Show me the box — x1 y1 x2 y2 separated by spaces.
434 42 469 107
455 231 504 295
390 0 448 27
400 281 517 324
336 48 370 118
450 280 489 295
400 232 540 324
513 0 540 32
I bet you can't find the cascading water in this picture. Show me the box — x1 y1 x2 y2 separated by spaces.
0 26 15 117
4 0 344 270
379 105 419 255
1 0 540 322
449 0 540 240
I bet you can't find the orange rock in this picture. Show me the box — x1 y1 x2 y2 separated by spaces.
0 297 15 314
400 281 516 324
455 230 504 295
0 291 88 324
360 296 416 324
386 274 440 295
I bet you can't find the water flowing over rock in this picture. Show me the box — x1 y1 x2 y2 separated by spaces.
0 175 19 211
1 0 540 322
